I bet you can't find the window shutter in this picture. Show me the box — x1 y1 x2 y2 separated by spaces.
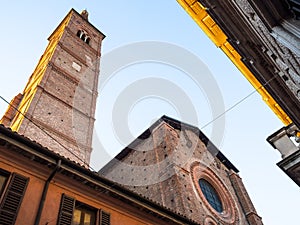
57 194 75 225
100 210 110 225
0 173 29 225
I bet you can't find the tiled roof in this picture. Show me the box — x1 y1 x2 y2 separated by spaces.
0 123 200 225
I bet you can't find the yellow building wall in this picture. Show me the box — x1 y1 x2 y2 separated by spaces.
177 0 292 125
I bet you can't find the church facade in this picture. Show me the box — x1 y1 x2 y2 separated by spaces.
0 8 262 225
100 116 263 225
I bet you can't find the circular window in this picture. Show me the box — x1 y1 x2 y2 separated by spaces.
199 179 223 213
191 162 238 224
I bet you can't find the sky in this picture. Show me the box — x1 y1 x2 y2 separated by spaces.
0 1 299 225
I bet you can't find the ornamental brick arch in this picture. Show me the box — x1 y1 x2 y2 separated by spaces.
190 161 239 224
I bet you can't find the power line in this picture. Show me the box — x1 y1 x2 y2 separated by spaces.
0 95 97 172
0 71 280 172
200 75 278 130
0 95 140 208
201 88 258 130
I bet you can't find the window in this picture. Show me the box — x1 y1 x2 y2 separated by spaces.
76 30 91 45
57 194 110 225
192 163 236 223
199 179 223 213
0 170 29 225
86 37 90 45
81 33 86 42
73 202 96 225
0 169 9 196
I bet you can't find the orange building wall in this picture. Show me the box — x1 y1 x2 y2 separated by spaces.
0 144 175 225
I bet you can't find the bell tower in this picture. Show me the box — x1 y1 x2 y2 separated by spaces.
1 9 105 166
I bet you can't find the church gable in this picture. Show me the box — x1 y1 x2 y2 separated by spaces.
100 115 254 224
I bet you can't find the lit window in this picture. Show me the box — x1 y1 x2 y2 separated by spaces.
57 195 110 225
72 202 96 225
199 179 223 213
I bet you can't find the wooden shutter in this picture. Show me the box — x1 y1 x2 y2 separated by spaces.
100 210 110 225
57 194 75 225
0 173 29 225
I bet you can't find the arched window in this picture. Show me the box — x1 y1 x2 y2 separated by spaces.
199 179 223 213
76 30 91 45
81 33 86 41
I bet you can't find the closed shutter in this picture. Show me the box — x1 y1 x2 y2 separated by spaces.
57 194 75 225
0 173 29 225
100 210 110 225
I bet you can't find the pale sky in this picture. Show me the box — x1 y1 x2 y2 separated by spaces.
0 2 299 225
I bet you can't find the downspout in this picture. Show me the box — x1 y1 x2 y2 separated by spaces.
34 159 61 225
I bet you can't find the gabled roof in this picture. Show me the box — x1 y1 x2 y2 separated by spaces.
100 115 239 174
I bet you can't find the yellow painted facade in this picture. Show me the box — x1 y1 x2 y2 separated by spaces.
177 0 292 125
10 14 73 131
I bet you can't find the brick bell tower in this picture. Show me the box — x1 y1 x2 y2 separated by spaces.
0 9 105 166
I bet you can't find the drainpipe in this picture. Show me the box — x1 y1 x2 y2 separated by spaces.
34 159 61 225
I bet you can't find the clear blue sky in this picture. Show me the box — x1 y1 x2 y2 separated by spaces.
0 2 299 225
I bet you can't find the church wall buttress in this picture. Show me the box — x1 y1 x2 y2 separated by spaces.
229 172 263 225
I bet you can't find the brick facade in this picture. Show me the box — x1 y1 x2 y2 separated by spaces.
100 116 263 225
0 9 105 166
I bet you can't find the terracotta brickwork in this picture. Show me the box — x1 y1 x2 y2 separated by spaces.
0 93 23 126
1 9 105 166
101 117 263 224
229 172 263 225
